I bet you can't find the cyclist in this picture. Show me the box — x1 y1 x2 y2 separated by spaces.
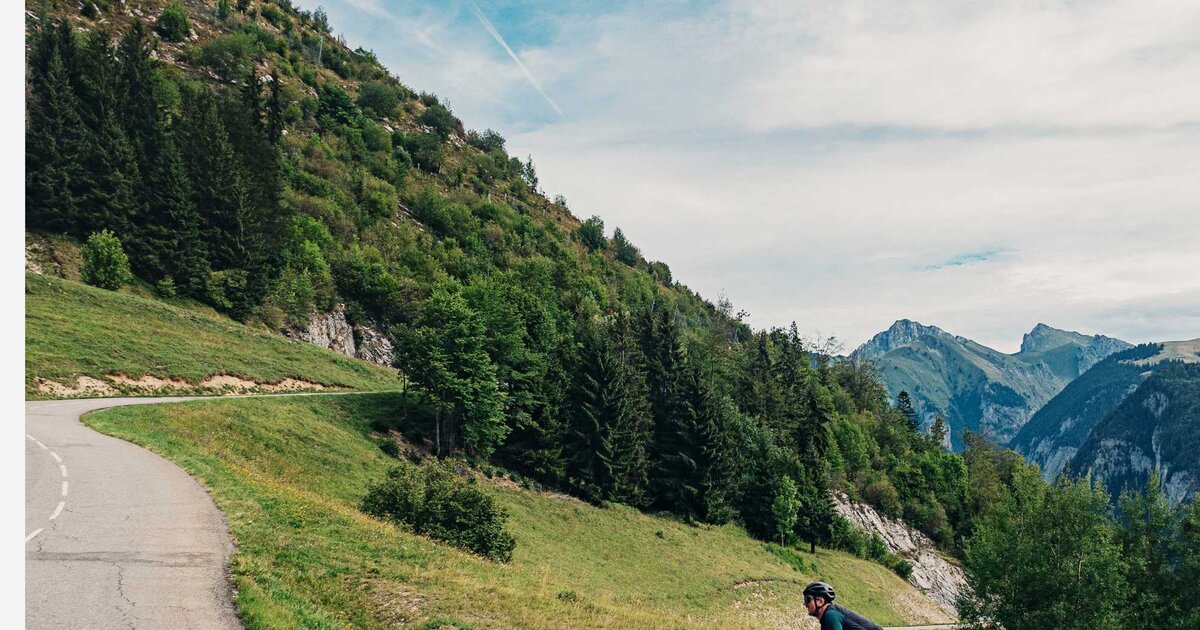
803 581 884 630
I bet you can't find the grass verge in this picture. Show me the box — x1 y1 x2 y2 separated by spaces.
86 394 952 629
26 273 400 397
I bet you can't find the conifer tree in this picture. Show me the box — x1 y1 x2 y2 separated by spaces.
897 390 920 429
640 306 699 512
26 22 84 233
564 315 652 505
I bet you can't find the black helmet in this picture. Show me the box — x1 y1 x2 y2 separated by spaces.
803 581 836 602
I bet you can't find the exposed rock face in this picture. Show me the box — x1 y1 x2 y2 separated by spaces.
1068 357 1200 505
354 323 395 367
832 492 966 615
285 305 395 367
287 304 356 356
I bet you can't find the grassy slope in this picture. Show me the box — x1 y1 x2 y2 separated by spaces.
26 273 401 397
86 394 949 629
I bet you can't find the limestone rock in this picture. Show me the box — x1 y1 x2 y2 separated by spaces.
286 304 356 357
832 491 966 615
354 323 394 367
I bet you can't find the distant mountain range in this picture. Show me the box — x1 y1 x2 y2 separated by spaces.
852 320 1131 451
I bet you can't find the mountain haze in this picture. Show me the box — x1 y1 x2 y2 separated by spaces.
853 320 1130 450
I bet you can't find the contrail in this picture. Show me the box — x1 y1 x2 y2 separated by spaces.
468 1 564 117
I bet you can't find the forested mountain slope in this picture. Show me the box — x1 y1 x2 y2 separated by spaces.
852 320 1129 450
1009 343 1162 479
26 0 1019 598
1066 341 1200 504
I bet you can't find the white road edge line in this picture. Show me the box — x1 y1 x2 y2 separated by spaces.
59 464 68 478
49 502 65 520
61 481 68 497
25 528 44 543
50 452 62 463
25 434 36 441
36 441 48 450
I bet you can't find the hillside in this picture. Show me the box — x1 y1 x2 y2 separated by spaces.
1066 342 1200 504
1009 343 1162 479
26 271 401 398
84 394 954 629
852 320 1130 450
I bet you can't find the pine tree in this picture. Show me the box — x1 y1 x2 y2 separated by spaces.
639 306 699 513
267 70 284 145
897 390 920 429
26 22 84 233
564 315 651 505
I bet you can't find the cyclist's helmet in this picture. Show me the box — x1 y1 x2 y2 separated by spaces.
803 581 836 603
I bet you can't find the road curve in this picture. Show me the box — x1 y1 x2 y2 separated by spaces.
25 397 241 630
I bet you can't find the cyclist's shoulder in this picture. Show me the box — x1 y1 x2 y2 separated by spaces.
820 607 845 629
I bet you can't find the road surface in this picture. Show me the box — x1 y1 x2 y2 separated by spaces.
25 397 241 629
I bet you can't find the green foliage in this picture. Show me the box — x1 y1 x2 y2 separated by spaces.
317 83 365 128
958 466 1129 630
361 459 516 561
467 128 506 153
418 102 460 139
611 228 640 266
391 285 508 459
81 230 132 290
356 80 404 117
155 2 190 42
577 216 606 251
770 476 800 545
192 33 261 80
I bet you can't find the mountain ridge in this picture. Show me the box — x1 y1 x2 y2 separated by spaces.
852 319 1131 450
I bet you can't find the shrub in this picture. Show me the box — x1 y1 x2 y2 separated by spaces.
400 132 444 172
155 277 177 298
81 230 132 291
418 102 461 139
892 558 914 580
862 477 902 517
576 216 606 251
374 437 400 458
361 459 516 561
467 129 506 153
192 32 261 80
317 84 364 128
357 81 403 118
156 2 191 42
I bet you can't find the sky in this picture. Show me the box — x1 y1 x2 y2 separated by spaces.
295 0 1200 353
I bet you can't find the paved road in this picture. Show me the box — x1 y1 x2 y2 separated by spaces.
25 397 241 630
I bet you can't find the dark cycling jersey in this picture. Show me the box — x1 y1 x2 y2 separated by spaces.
819 603 884 630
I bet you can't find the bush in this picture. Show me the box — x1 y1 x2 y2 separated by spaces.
418 102 461 139
81 230 132 291
357 81 404 118
192 33 261 80
156 2 190 42
576 216 606 251
155 277 177 298
862 477 902 517
361 459 516 561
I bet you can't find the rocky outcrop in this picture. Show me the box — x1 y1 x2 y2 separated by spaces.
832 492 966 615
354 323 395 367
1068 358 1200 505
287 304 356 356
285 304 395 367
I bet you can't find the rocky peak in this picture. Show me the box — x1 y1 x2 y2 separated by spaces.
852 319 948 359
